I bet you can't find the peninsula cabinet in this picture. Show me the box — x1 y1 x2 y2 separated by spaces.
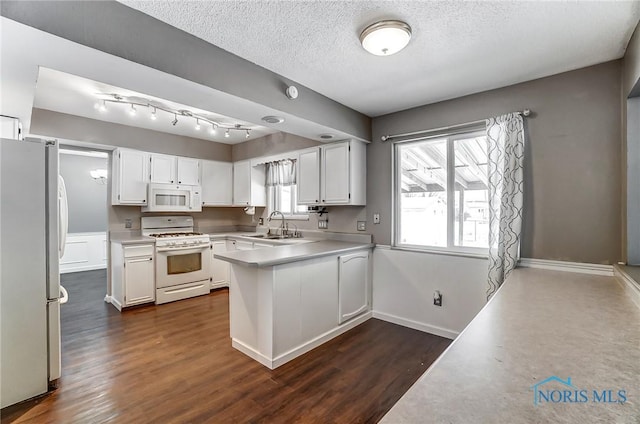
227 247 372 369
111 148 149 205
233 160 266 207
110 243 155 310
338 251 370 324
201 160 233 206
296 139 366 206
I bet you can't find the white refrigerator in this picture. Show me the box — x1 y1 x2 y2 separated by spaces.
0 137 68 408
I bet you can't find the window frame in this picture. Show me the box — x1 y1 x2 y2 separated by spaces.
392 127 489 257
268 184 310 221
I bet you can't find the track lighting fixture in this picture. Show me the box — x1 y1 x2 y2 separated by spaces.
94 94 252 138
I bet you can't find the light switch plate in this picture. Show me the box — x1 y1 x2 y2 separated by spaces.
357 221 366 231
373 213 380 224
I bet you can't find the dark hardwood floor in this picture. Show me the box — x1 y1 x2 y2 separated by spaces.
2 269 451 423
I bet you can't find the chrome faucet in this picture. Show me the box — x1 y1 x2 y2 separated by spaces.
267 210 286 236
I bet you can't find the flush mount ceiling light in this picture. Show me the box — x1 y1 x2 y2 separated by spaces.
360 20 412 56
261 115 285 124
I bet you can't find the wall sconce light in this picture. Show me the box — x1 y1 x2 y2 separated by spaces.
90 169 108 185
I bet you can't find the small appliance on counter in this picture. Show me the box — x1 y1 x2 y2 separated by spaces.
141 216 210 304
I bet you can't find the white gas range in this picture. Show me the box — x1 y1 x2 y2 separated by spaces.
141 216 211 304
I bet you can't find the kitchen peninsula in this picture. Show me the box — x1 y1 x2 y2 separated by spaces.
215 238 374 369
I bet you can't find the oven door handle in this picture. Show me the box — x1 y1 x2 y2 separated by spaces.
156 245 209 253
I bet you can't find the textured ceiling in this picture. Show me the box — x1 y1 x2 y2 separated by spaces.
119 1 640 117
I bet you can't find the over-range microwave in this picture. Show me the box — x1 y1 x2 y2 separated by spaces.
142 183 202 212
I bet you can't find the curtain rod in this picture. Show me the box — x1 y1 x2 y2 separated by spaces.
381 109 531 142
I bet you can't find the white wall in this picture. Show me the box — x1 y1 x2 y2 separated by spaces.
60 232 107 274
372 247 487 339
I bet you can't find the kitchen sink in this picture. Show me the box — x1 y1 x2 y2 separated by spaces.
246 234 301 240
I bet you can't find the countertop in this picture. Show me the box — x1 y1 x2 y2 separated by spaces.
380 267 640 423
214 240 374 267
109 233 155 245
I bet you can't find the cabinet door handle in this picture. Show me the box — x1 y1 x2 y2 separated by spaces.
178 181 182 184
143 199 146 202
149 258 153 261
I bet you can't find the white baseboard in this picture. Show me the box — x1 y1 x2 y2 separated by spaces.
613 265 640 309
232 311 373 369
517 258 614 276
108 296 122 311
61 264 107 274
372 311 459 340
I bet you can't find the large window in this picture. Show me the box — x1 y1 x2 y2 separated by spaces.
394 129 489 252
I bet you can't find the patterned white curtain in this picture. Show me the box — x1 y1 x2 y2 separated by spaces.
485 113 525 300
265 159 296 186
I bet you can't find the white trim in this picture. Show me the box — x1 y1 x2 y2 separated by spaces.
59 148 109 158
517 258 614 276
61 264 107 273
392 245 488 260
613 265 640 309
108 296 123 311
372 311 459 340
232 311 372 369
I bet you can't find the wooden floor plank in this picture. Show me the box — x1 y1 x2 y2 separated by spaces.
1 269 450 423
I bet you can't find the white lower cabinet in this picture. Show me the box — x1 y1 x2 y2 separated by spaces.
110 243 155 310
210 240 231 289
338 251 370 324
229 248 372 368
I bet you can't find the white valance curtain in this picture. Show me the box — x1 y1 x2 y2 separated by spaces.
265 159 296 187
485 113 525 300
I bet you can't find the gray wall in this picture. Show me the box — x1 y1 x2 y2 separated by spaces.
370 61 622 265
60 153 108 233
1 1 370 141
232 132 322 162
624 22 640 97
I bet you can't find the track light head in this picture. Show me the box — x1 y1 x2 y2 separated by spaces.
129 104 136 116
150 107 157 120
245 130 250 139
224 129 230 138
195 119 201 131
171 114 178 126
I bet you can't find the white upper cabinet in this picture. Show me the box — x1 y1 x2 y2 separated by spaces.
177 157 200 185
201 160 233 206
297 147 321 204
322 142 351 204
150 154 200 185
233 160 266 207
149 153 176 184
297 140 366 206
112 148 150 205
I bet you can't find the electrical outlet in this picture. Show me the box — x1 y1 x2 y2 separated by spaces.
125 219 132 229
258 218 264 225
318 220 328 229
373 213 380 224
433 290 443 307
357 221 366 231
